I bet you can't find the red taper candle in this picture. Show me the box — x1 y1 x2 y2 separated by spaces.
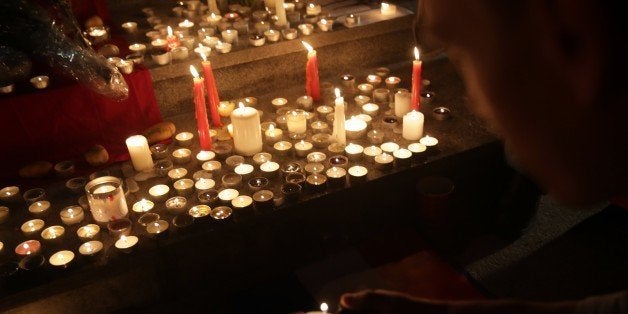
302 41 321 102
200 52 223 127
411 47 422 111
190 65 213 150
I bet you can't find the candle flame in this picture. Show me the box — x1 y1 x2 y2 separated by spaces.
200 50 207 61
302 41 313 52
120 235 127 241
190 65 200 78
268 124 275 131
334 88 341 98
320 303 329 312
321 19 327 25
167 26 173 36
414 46 420 60
210 12 216 18
238 102 245 109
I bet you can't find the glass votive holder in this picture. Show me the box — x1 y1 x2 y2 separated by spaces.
53 160 75 177
281 183 302 202
385 76 401 90
306 173 327 192
138 212 160 226
247 177 269 191
28 201 50 217
302 14 319 24
382 115 400 129
0 206 9 224
23 188 46 205
316 19 332 32
174 178 195 196
222 173 243 188
107 218 132 237
286 109 308 139
367 129 385 144
297 23 314 36
116 60 134 74
296 95 314 110
212 142 233 159
77 224 101 241
366 74 382 87
275 114 288 130
66 177 87 194
19 254 45 271
348 165 368 185
304 162 325 175
327 143 346 155
252 189 274 213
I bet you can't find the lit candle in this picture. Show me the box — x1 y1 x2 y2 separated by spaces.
344 143 364 161
273 141 293 156
200 53 224 128
366 74 382 87
174 179 195 196
41 225 65 242
302 41 321 101
231 102 263 156
272 97 289 110
374 153 394 170
234 163 255 178
115 235 139 252
166 26 181 50
149 184 170 202
194 43 212 57
419 135 439 147
190 65 214 150
306 3 321 15
218 188 239 203
287 109 307 139
126 135 154 172
49 250 74 267
357 83 373 96
28 201 50 217
265 124 283 143
166 196 188 214
195 178 216 192
402 110 424 141
60 206 84 225
411 47 422 111
317 19 332 32
197 150 216 163
221 29 238 44
0 186 20 203
77 224 101 241
168 167 188 181
189 204 211 218
79 241 103 256
380 2 397 15
331 88 347 145
363 145 383 162
348 165 368 184
15 240 41 256
175 131 194 147
294 140 314 157
380 142 400 154
325 167 346 187
146 220 169 236
275 0 288 27
21 219 45 236
260 160 280 177
85 177 129 223
231 195 253 209
178 19 195 34
362 103 379 117
121 22 138 34
408 142 427 155
252 190 274 212
345 116 367 140
172 148 192 164
354 95 371 107
395 89 412 117
393 148 413 167
202 160 222 172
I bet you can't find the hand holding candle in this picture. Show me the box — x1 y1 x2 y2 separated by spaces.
190 65 214 150
411 47 422 111
200 53 224 128
302 41 320 101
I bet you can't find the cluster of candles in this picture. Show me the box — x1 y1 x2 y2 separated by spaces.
118 0 400 67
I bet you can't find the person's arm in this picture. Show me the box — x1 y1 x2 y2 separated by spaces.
340 289 628 314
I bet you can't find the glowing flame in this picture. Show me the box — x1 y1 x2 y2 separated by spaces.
334 88 341 98
320 303 328 312
190 65 200 78
238 102 245 109
167 26 173 36
414 46 420 60
302 41 313 52
200 50 207 61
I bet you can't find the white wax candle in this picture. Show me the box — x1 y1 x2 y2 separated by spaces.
126 135 154 172
231 195 253 208
380 142 400 153
221 29 238 44
374 153 394 169
294 140 314 157
49 250 75 267
332 88 347 145
275 0 288 26
306 3 321 15
0 186 20 202
174 179 195 196
348 165 368 178
402 110 424 141
175 132 194 146
260 161 280 175
345 143 364 161
132 199 155 213
265 124 283 143
234 163 255 176
218 188 239 202
196 150 216 162
77 224 100 241
60 206 84 225
149 184 170 201
408 143 427 154
393 148 413 159
172 148 192 164
362 103 379 117
115 235 139 250
395 90 412 117
202 160 222 172
419 135 439 147
168 168 188 180
345 116 367 140
231 103 263 156
41 225 65 240
287 110 307 134
273 141 293 155
79 241 103 256
195 178 216 191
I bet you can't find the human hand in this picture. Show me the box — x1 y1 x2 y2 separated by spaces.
339 289 445 314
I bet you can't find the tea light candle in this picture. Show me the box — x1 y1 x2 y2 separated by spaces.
194 43 212 57
374 153 394 169
273 141 293 156
148 144 168 161
361 103 380 117
296 95 314 110
194 151 215 164
121 22 138 34
316 105 334 119
366 74 382 87
253 152 272 165
272 97 289 110
305 174 327 191
419 135 439 147
328 155 349 169
325 166 346 187
367 129 385 145
202 160 222 173
327 142 346 155
147 220 169 236
28 201 50 217
23 188 46 204
129 43 147 56
306 3 321 15
139 212 160 226
310 121 330 134
21 219 45 236
311 133 332 148
344 143 364 161
175 132 194 147
408 142 427 155
79 241 103 256
265 124 283 144
231 195 253 210
210 206 233 221
317 19 332 32
162 196 186 215
179 19 195 32
197 189 219 206
0 186 20 203
307 151 327 163
222 173 243 188
402 110 424 141
233 163 254 178
260 161 280 177
298 23 314 36
172 148 192 164
262 29 280 42
393 148 413 167
206 13 222 26
225 155 245 169
221 29 238 44
380 2 397 15
126 135 154 172
357 83 374 96
15 240 41 256
107 218 133 237
275 115 288 130
252 190 274 212
294 140 314 157
60 206 84 225
149 184 170 202
304 162 325 175
373 88 390 104
49 250 74 267
348 165 368 184
30 75 49 89
363 145 383 162
282 28 298 40
174 178 195 196
115 235 139 252
218 188 239 204
354 95 370 107
41 225 65 242
380 142 400 154
195 178 216 192
345 116 368 140
168 168 188 181
77 224 100 241
432 106 451 121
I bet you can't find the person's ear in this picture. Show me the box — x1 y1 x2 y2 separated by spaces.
531 0 605 108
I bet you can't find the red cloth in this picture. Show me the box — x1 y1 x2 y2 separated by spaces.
0 66 162 186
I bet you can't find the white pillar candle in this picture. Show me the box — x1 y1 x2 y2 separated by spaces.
332 88 347 145
394 90 412 117
402 110 424 141
231 103 263 156
126 135 154 172
275 0 288 27
49 250 75 267
60 206 84 225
